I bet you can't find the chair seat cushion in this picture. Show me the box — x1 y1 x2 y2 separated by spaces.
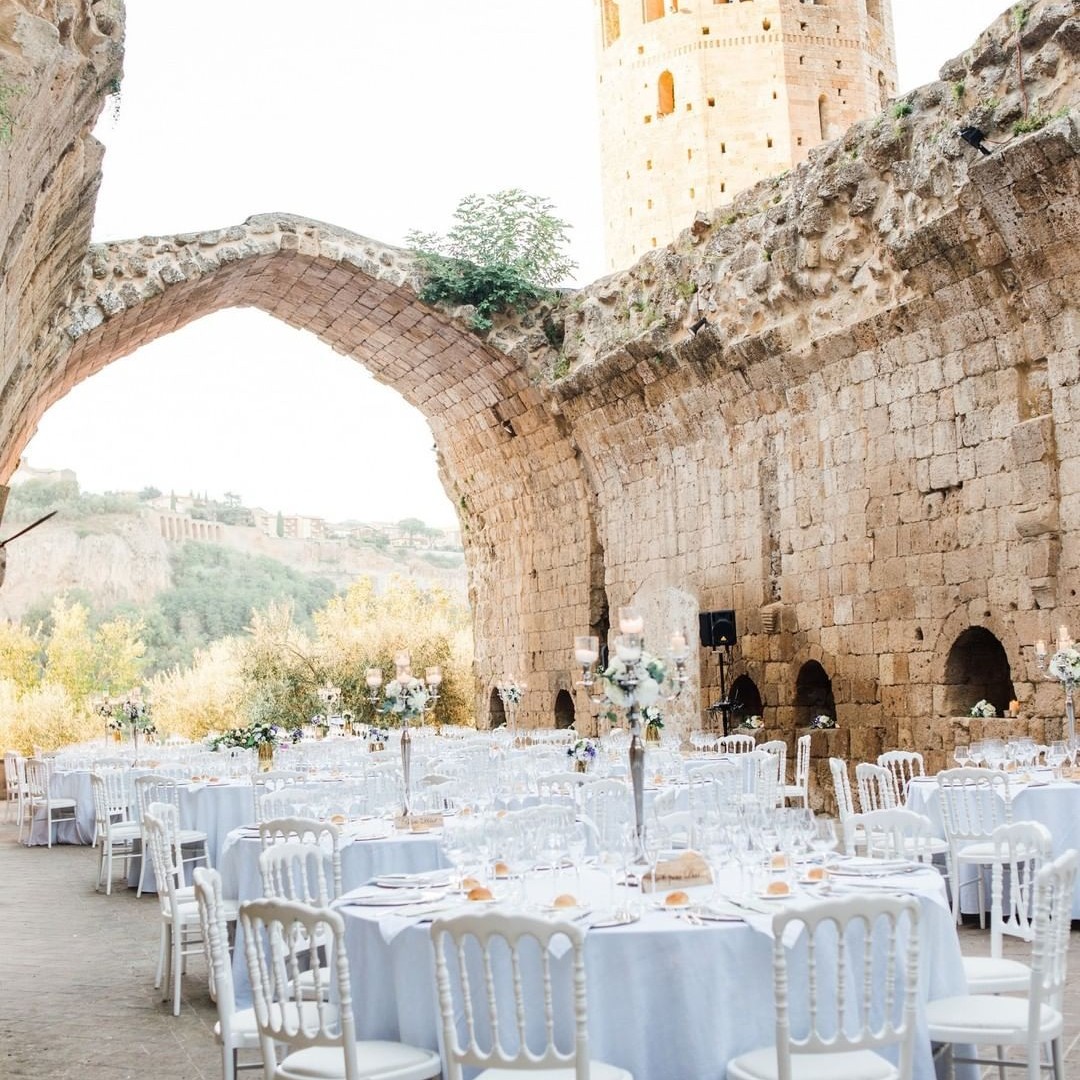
276 1040 440 1080
42 798 78 810
961 955 1031 993
956 842 996 860
927 994 1062 1043
727 1046 899 1080
214 1007 261 1047
108 822 142 841
478 1063 631 1080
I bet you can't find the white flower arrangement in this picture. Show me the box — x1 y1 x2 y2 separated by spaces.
380 677 430 721
969 699 997 718
740 714 764 730
497 683 524 706
642 704 664 729
601 651 667 710
1048 647 1080 686
567 738 599 764
810 714 837 729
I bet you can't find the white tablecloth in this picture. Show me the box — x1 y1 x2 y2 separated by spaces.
906 774 1080 917
332 865 967 1080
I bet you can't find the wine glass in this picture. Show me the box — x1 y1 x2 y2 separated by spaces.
810 818 838 862
953 744 970 769
1047 741 1067 780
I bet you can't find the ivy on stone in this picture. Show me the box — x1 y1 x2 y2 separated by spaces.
407 189 576 331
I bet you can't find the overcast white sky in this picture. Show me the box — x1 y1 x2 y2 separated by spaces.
21 0 1011 527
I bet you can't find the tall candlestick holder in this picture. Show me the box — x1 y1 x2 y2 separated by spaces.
1035 628 1079 748
574 609 690 861
366 654 440 817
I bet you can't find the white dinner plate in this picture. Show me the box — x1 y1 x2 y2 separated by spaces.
829 857 915 876
339 888 427 906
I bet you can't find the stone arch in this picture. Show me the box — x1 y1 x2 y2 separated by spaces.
554 689 576 729
794 660 836 726
930 608 1024 720
657 71 675 117
865 0 883 24
942 628 1016 718
0 214 596 725
729 673 764 723
489 688 507 729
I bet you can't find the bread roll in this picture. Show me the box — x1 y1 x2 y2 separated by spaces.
766 880 791 896
467 886 494 901
552 893 579 908
664 890 690 906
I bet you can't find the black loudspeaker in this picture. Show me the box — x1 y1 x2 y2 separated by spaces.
699 609 737 648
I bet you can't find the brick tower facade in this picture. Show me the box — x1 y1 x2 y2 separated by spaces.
595 0 897 272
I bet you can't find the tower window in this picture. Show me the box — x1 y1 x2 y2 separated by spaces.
644 0 664 22
646 159 653 170
835 58 842 68
657 70 675 117
647 198 653 208
818 94 829 140
690 187 695 198
687 147 693 160
799 55 805 64
707 96 716 106
772 90 777 100
767 135 773 148
762 17 771 30
601 0 622 46
721 182 726 192
702 26 710 34
721 141 726 153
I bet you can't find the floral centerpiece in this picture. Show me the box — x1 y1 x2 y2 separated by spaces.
210 721 298 750
366 726 389 750
380 676 431 721
1048 648 1080 686
810 714 837 729
600 651 666 710
496 682 524 706
739 714 764 731
642 704 664 743
969 700 997 719
101 697 156 739
567 738 598 771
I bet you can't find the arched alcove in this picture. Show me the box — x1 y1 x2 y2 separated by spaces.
943 627 1015 717
644 0 665 22
489 688 507 729
554 689 576 729
795 660 836 726
657 71 675 117
729 674 764 722
865 0 882 23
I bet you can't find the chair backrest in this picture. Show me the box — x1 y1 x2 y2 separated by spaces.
258 840 333 907
90 771 130 838
535 772 588 803
193 866 237 1019
855 762 898 813
143 802 185 910
134 774 181 822
758 740 788 786
842 808 937 861
431 911 592 1080
829 758 855 821
259 817 342 899
792 733 812 791
579 778 632 841
251 771 306 822
24 757 50 799
240 898 356 1076
746 750 782 809
936 767 1012 844
877 750 924 804
772 894 921 1080
687 759 743 817
989 820 1053 955
719 733 756 754
1028 850 1079 1018
3 750 20 795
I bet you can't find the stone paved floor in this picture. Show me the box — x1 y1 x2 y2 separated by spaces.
3 818 1080 1078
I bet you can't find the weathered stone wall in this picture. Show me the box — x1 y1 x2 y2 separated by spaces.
0 0 1078 813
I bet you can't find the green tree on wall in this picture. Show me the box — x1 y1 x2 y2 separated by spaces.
275 510 284 538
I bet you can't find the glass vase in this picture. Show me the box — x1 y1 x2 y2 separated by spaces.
258 742 274 773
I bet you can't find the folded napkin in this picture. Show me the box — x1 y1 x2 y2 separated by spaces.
640 851 712 893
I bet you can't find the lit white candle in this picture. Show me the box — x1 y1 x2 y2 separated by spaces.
615 634 642 663
365 667 383 689
1036 639 1047 658
670 631 688 657
618 607 645 635
425 666 442 687
1058 626 1071 651
574 635 600 665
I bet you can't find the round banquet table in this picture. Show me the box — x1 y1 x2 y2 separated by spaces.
906 772 1080 916
328 863 969 1080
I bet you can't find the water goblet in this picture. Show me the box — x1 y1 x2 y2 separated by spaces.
810 818 837 861
953 744 970 769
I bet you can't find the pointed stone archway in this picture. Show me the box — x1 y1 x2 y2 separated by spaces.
0 215 595 723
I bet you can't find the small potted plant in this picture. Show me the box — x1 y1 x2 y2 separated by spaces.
969 700 997 719
809 714 837 730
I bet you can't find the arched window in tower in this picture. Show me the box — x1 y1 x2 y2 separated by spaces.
877 69 888 109
644 0 665 22
865 0 882 23
817 94 830 140
489 688 507 729
602 0 621 46
554 689 576 729
657 71 675 117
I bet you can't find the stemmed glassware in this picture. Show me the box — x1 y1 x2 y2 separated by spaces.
809 818 837 862
953 744 970 768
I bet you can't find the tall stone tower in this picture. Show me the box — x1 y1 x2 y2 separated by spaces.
595 0 897 272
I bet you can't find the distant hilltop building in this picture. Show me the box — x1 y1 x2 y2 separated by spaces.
11 459 77 486
594 0 897 271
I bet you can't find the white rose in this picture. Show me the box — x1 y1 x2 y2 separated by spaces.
636 677 661 708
